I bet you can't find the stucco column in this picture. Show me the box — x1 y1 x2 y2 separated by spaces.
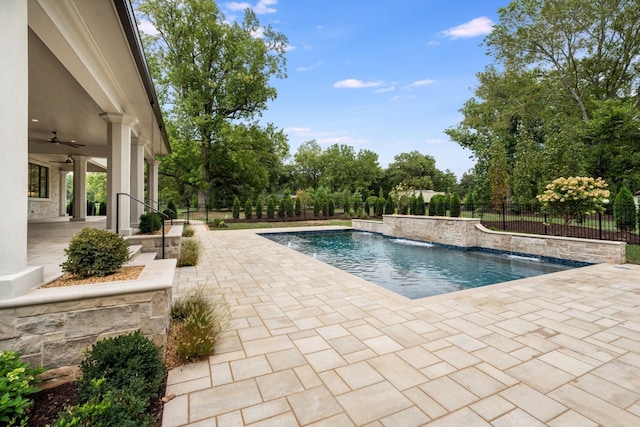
59 170 68 216
71 156 88 221
101 112 137 234
130 138 145 227
147 159 160 208
0 1 43 298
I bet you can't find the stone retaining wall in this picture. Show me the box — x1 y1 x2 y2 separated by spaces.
352 216 626 264
0 259 175 386
126 223 183 259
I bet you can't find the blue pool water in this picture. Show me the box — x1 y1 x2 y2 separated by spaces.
264 230 575 299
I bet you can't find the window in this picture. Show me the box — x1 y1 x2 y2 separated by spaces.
28 162 49 198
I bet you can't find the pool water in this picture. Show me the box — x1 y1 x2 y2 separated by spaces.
264 230 575 299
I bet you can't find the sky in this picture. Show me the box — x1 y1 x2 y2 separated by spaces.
140 0 510 179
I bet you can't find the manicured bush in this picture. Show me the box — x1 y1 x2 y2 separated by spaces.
244 199 253 220
177 238 201 267
313 200 321 216
285 197 294 217
278 197 287 219
256 198 263 220
74 331 163 426
450 194 461 217
375 196 385 217
232 197 240 220
614 187 636 232
61 228 130 278
0 351 43 427
266 196 276 219
465 192 475 212
172 287 226 363
163 200 178 220
384 197 395 215
139 212 162 234
328 198 335 216
416 192 426 215
537 176 610 224
343 197 350 214
294 197 302 217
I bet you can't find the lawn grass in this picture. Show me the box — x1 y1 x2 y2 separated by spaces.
212 219 352 230
626 244 640 264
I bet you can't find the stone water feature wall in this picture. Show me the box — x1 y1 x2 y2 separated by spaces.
352 215 626 264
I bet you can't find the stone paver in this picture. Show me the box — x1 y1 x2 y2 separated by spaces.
163 226 640 426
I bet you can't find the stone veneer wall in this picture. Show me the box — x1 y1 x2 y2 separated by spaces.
352 215 626 264
0 261 174 386
126 223 183 258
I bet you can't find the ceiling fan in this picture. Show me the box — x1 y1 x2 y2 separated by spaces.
29 131 85 148
51 156 73 165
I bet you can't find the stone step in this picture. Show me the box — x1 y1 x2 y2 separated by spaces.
125 251 157 266
128 244 143 259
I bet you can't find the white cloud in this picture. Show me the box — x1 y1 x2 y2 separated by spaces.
138 19 159 36
427 40 440 47
411 79 436 87
441 16 494 39
374 86 395 93
224 0 277 14
285 128 368 146
254 0 277 14
334 79 383 89
284 127 311 135
296 62 322 72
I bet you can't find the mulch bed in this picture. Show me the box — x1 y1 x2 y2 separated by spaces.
42 266 144 288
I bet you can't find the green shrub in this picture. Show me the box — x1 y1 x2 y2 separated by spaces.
172 287 226 363
139 212 162 234
163 200 178 220
61 228 130 278
266 197 275 219
450 194 461 217
182 225 194 237
244 199 253 220
375 196 385 216
78 331 163 412
384 197 395 215
343 197 350 214
278 197 286 219
285 196 294 217
255 198 263 220
294 197 302 217
53 378 152 427
212 218 227 228
328 199 335 216
614 186 636 232
232 197 240 220
177 238 201 267
416 192 426 215
0 351 43 427
313 200 321 216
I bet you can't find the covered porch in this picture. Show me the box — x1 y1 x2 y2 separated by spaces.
1 0 170 299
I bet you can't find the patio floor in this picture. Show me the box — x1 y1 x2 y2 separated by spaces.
163 225 640 426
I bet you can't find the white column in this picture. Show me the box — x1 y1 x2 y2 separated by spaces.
130 138 145 227
147 159 160 208
0 1 43 299
59 171 68 216
71 156 87 221
101 112 137 234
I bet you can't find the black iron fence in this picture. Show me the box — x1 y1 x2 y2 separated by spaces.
469 203 640 245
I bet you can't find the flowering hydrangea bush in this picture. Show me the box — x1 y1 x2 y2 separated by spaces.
536 177 610 224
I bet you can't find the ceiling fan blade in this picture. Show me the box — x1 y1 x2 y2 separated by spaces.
60 140 85 148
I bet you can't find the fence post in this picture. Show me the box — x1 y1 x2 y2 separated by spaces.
502 203 506 230
187 206 190 224
116 193 120 234
206 207 209 225
544 212 548 235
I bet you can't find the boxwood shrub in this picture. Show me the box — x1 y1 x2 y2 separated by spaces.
61 228 130 278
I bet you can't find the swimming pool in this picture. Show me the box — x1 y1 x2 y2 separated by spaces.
264 230 576 299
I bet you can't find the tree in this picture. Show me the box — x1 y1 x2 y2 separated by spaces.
244 198 253 220
450 194 461 217
614 186 636 232
416 192 425 215
293 141 324 190
256 197 263 220
232 196 240 220
266 195 276 219
386 151 437 190
294 197 302 217
488 140 510 205
139 0 288 208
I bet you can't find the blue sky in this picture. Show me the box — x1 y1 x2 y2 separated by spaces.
141 0 510 179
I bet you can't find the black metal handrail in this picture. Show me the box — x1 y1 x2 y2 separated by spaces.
116 192 169 259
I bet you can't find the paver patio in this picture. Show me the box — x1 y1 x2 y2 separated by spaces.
164 225 640 426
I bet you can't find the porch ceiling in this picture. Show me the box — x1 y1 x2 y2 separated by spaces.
26 0 169 164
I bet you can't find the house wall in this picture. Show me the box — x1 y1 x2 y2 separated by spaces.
352 215 626 264
28 161 63 220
